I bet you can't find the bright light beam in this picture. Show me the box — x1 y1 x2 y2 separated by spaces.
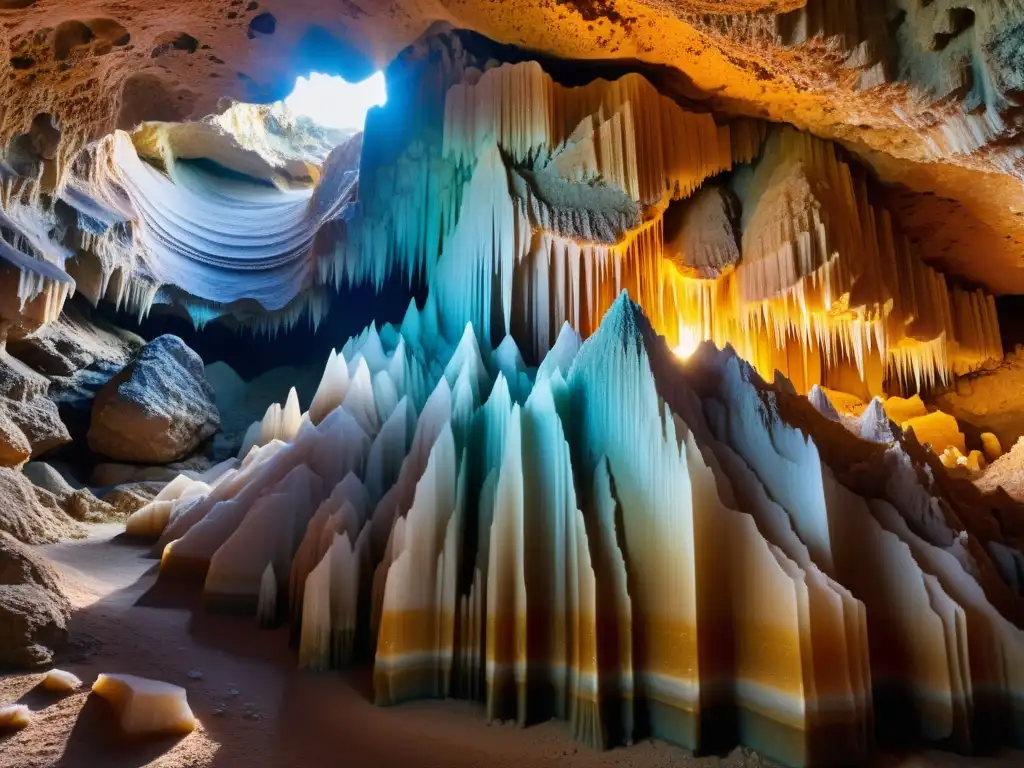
284 71 387 132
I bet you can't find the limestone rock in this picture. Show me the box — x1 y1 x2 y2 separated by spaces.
88 335 220 464
930 351 1024 456
0 354 70 459
976 437 1024 501
0 409 32 468
6 299 142 379
663 184 741 279
100 481 166 520
23 461 115 523
0 531 70 669
23 461 80 497
0 466 83 544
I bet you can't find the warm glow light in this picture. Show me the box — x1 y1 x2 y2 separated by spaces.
673 324 702 359
284 71 387 131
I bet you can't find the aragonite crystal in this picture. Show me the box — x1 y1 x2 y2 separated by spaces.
91 673 196 737
140 292 1024 767
0 704 30 731
41 669 82 693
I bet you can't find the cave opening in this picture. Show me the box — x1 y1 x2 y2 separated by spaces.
284 70 387 132
3 16 1024 768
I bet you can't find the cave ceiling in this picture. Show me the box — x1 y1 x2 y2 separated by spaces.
1 0 1023 292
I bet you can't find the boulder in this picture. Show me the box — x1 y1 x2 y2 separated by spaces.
23 461 116 523
0 409 31 468
23 461 81 497
0 354 71 460
0 466 84 544
0 531 71 669
88 335 220 464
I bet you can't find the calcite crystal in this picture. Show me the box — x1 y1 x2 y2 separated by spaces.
41 668 82 692
0 704 30 731
139 294 1024 766
91 673 197 737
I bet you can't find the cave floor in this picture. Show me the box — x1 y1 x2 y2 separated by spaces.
0 525 1020 768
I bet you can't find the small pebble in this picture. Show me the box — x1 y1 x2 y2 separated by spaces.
187 669 204 680
41 669 82 692
227 688 240 697
0 704 30 731
211 707 226 716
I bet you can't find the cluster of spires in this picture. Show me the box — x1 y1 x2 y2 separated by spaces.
124 292 1024 767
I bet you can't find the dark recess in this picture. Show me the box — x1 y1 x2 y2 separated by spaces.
95 280 427 382
247 12 277 39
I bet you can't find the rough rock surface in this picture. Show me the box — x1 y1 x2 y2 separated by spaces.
0 532 70 669
22 462 117 523
0 411 32 468
976 437 1024 502
930 350 1024 455
88 335 220 464
0 354 71 460
2 299 146 455
2 1 1023 294
6 300 143 379
100 480 165 519
0 466 84 545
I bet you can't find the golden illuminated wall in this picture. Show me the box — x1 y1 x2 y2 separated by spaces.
350 61 1004 395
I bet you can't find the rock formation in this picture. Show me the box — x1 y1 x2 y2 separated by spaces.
88 334 220 463
136 295 1024 766
0 8 1023 768
91 673 197 737
0 531 70 668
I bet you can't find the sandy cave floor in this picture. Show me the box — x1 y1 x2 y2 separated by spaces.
0 525 1021 768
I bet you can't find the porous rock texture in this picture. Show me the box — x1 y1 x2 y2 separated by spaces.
0 531 70 669
0 465 84 544
929 348 1024 457
2 0 1023 294
88 334 220 463
0 353 71 460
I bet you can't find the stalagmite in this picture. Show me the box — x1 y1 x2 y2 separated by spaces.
981 432 1004 462
134 291 1024 766
257 563 278 627
308 350 350 425
374 425 459 705
204 465 324 610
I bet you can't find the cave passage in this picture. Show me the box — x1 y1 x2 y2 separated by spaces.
284 71 387 131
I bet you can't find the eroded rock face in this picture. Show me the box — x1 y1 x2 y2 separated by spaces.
88 335 220 464
2 2 1023 294
0 466 84 544
0 354 71 460
0 531 70 669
